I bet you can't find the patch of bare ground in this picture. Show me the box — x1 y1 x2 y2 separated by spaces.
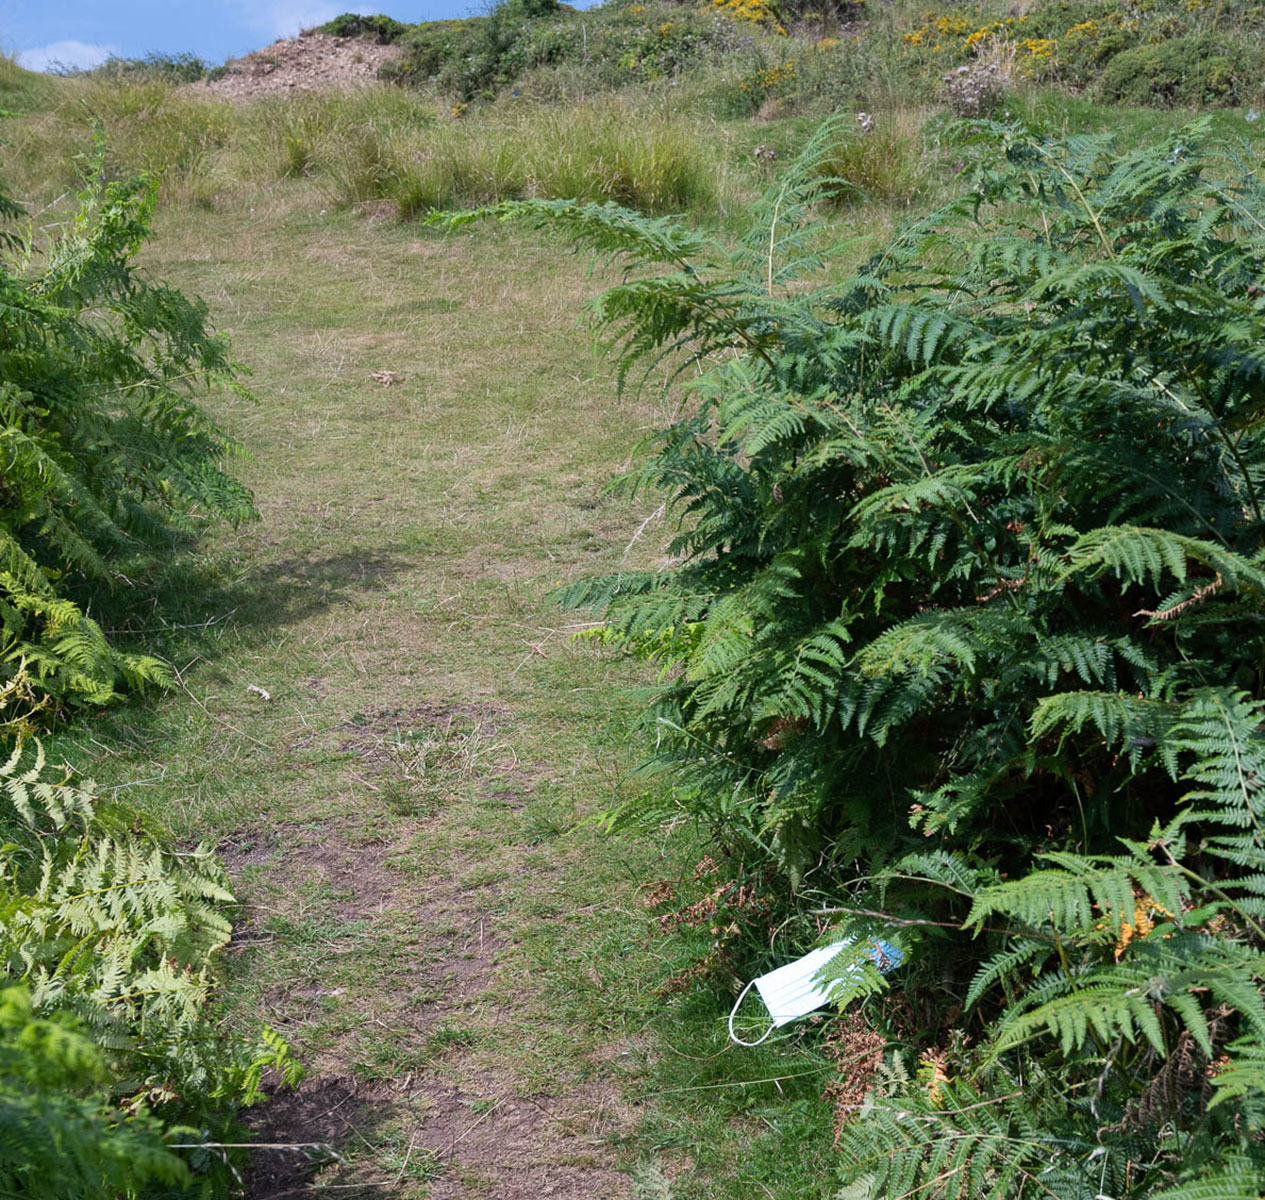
338 701 513 762
223 698 632 1198
241 1075 392 1199
410 1079 632 1200
190 32 400 101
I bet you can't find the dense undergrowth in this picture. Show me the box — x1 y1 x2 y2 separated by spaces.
11 0 1265 228
498 117 1265 1197
0 150 255 712
326 0 1265 111
0 727 300 1197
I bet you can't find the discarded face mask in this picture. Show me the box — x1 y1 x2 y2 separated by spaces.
727 937 905 1046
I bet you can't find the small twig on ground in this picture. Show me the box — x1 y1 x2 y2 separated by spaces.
635 1067 830 1100
524 1096 565 1124
389 1130 419 1190
102 772 169 793
512 629 556 675
260 1184 392 1197
105 608 238 635
170 1142 337 1151
444 1097 504 1158
620 502 666 566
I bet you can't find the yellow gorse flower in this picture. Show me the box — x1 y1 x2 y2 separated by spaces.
739 59 798 92
712 0 786 30
1021 37 1057 58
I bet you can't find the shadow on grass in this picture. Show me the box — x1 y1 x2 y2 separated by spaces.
240 1073 402 1198
45 544 413 776
93 543 412 663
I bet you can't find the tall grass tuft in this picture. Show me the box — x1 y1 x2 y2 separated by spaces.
530 103 718 211
243 88 438 185
7 80 726 218
816 108 937 208
391 130 527 215
391 101 723 218
8 78 234 206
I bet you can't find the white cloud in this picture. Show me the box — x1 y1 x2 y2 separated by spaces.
16 39 120 73
230 1 377 41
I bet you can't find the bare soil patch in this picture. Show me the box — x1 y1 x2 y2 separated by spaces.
340 701 512 748
192 32 401 101
222 799 636 1196
241 1075 391 1199
337 701 526 802
408 1079 632 1200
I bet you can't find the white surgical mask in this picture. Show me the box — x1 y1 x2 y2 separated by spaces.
728 937 904 1046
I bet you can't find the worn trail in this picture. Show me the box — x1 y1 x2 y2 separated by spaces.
80 195 673 1197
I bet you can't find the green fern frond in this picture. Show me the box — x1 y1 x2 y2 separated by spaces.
967 850 1188 937
1147 1156 1265 1200
1170 688 1265 837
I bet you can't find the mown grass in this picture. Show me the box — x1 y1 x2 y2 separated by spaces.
22 181 841 1195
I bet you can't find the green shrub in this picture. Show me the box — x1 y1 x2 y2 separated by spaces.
319 11 410 42
1054 10 1140 89
1098 35 1260 106
0 147 254 711
79 52 210 85
390 7 569 100
467 116 1265 1197
388 2 743 100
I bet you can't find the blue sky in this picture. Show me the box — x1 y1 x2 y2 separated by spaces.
3 1 501 71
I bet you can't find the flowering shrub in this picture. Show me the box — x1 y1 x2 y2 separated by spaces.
902 11 973 51
712 0 787 34
361 0 1265 109
739 58 798 98
899 0 1265 102
906 11 1054 76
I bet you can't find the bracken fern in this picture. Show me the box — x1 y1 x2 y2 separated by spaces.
462 116 1265 1195
0 134 255 712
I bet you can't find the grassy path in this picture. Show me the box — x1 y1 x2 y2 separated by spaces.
55 186 837 1199
59 190 671 1198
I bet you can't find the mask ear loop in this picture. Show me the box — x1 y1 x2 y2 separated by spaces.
728 979 776 1047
